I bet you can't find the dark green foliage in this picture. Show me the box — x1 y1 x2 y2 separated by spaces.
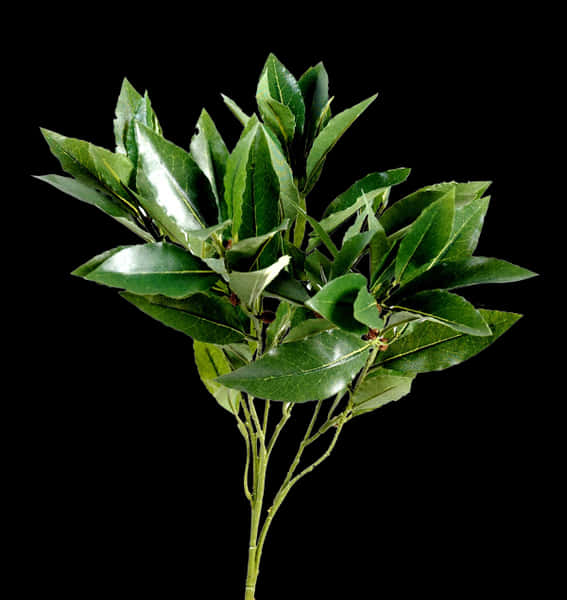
38 56 536 412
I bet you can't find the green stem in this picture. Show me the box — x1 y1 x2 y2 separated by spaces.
245 439 267 600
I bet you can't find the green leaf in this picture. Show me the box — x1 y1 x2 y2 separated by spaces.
390 257 537 300
305 250 331 288
123 92 162 171
229 255 290 308
41 128 107 185
232 126 281 268
322 168 411 218
353 287 384 330
394 190 455 283
330 231 376 279
304 94 378 193
283 318 336 343
306 273 368 335
392 289 491 336
34 175 153 242
257 69 297 149
351 368 414 415
306 189 383 253
260 53 306 135
441 197 490 261
114 79 161 156
265 271 310 306
221 94 250 126
381 181 491 236
88 144 135 197
193 341 241 414
224 117 259 224
73 242 219 298
71 246 129 277
298 62 330 151
134 122 217 244
266 302 294 348
376 309 521 373
362 192 390 282
262 127 302 222
217 329 370 403
114 78 144 154
185 220 232 259
226 221 288 271
190 109 229 221
121 292 249 344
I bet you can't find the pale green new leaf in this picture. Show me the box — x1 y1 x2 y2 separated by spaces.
229 255 290 308
221 94 250 126
351 368 415 415
353 286 384 330
194 341 241 414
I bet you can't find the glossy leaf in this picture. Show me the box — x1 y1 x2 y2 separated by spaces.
353 287 384 330
305 250 331 288
185 220 231 259
232 126 281 267
226 221 288 271
134 122 217 245
224 117 259 224
441 197 490 261
265 272 311 306
88 144 135 197
121 292 249 344
260 127 302 222
114 79 161 158
194 341 241 414
351 368 414 415
381 181 491 236
306 273 368 334
322 168 411 218
298 62 330 151
265 302 294 348
392 289 491 336
257 70 296 149
123 92 162 172
304 94 378 193
376 309 521 373
73 242 218 298
71 246 129 277
330 231 375 279
307 189 383 253
40 127 93 179
394 190 455 283
217 329 370 403
260 53 306 135
221 94 250 126
229 255 290 308
283 318 336 343
391 257 537 300
34 175 153 242
190 109 229 220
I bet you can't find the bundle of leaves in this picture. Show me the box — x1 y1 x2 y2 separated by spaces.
37 53 536 598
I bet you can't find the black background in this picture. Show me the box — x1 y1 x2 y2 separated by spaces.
14 6 559 599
